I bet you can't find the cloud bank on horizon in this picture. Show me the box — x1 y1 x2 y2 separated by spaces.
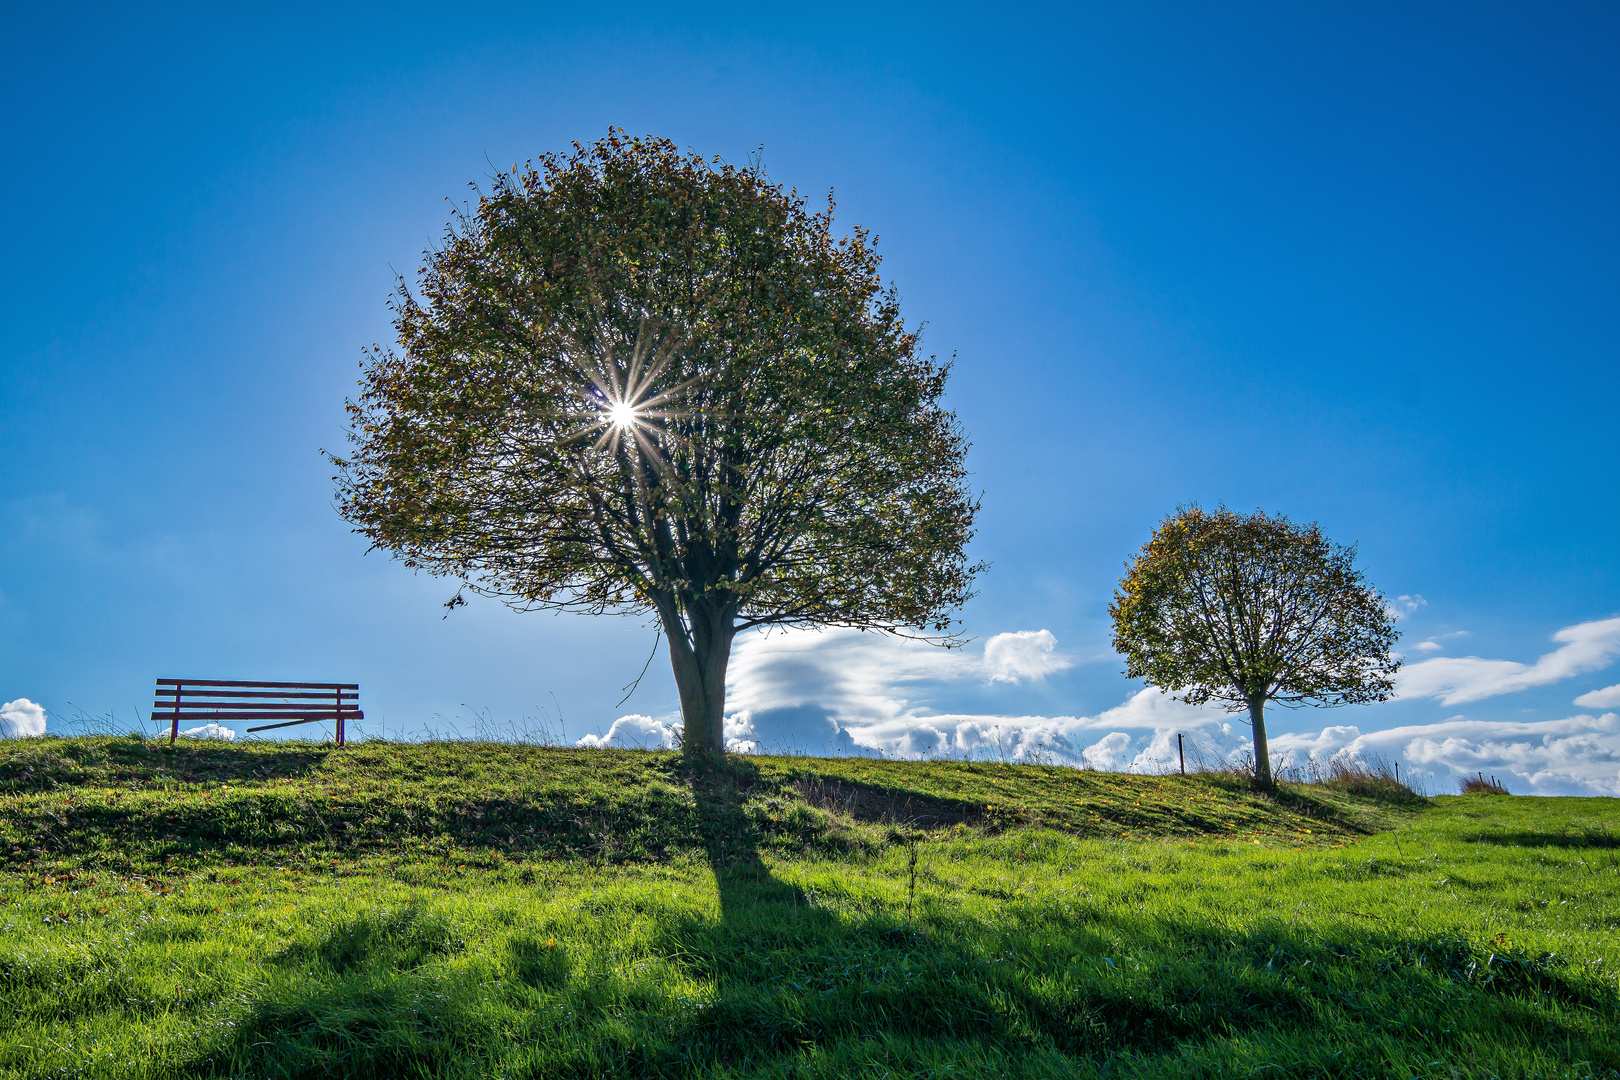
575 617 1620 796
10 618 1613 795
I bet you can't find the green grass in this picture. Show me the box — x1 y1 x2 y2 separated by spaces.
1 737 1617 1078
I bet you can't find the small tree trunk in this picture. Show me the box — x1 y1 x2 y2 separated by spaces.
1248 692 1274 789
662 600 736 756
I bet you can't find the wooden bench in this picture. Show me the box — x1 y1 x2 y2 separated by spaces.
152 679 361 746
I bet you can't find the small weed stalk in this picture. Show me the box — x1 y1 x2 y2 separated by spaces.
906 838 920 920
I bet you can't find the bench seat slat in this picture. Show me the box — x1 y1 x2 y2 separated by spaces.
151 710 364 721
153 709 356 718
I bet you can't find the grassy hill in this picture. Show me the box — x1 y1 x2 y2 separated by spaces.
1 737 1617 1078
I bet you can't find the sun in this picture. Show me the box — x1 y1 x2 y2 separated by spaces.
607 401 638 429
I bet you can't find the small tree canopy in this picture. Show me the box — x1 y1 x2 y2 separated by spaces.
1109 506 1400 787
332 132 981 754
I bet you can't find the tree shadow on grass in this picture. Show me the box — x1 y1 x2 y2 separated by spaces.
185 767 1620 1080
0 738 333 794
1265 781 1427 831
687 756 803 919
647 759 1294 1069
785 772 991 830
1456 828 1620 850
622 758 1620 1076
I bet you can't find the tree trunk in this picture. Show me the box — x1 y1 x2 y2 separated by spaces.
1248 692 1274 789
662 600 736 756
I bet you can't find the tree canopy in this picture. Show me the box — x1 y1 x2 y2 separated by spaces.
333 132 981 754
1109 506 1400 787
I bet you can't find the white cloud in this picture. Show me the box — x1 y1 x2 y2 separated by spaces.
1080 731 1134 770
983 630 1071 684
1575 684 1620 709
1398 616 1620 705
726 626 1071 724
1273 712 1620 796
1386 594 1427 620
721 626 1240 767
180 722 235 741
1406 630 1470 655
575 713 681 750
723 626 1007 743
1 698 46 738
1269 724 1364 760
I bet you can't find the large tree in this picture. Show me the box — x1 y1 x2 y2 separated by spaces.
1109 506 1400 788
333 132 981 754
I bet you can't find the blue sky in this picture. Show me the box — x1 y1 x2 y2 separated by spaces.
3 4 1617 792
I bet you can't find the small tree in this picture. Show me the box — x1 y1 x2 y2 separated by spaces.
333 132 981 755
1109 506 1400 788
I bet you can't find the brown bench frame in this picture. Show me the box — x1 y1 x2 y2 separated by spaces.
152 679 361 746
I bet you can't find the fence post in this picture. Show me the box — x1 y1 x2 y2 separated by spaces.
1177 733 1185 776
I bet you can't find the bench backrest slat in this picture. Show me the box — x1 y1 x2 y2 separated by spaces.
155 678 357 690
154 690 359 701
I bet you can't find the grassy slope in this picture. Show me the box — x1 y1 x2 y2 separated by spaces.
0 738 1616 1079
